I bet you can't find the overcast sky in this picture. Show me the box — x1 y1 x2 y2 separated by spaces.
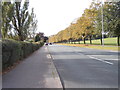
29 0 92 36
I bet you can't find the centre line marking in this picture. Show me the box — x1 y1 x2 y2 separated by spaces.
87 56 113 65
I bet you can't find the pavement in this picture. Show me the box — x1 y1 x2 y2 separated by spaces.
48 44 118 88
2 46 63 88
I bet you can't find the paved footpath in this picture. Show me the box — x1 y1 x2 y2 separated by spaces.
3 46 63 88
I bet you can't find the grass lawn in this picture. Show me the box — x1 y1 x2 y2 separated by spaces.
72 37 117 45
57 37 119 51
57 43 119 51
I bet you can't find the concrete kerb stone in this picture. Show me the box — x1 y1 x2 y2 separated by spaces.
45 46 63 89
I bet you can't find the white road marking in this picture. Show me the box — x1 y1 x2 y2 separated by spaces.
47 54 52 59
76 52 115 65
75 50 82 51
75 52 84 55
52 57 54 60
87 55 113 65
104 59 118 61
110 50 118 52
45 47 54 59
45 47 47 50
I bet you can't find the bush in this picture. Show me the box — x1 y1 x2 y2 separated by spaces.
2 39 44 70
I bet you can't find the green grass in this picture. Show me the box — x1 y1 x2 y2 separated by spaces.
57 43 119 51
60 37 119 51
71 37 117 45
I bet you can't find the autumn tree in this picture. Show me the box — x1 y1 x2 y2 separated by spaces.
49 0 120 46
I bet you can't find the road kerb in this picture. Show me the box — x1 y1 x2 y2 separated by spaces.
45 46 63 89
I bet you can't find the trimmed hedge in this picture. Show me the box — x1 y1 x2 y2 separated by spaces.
2 39 44 70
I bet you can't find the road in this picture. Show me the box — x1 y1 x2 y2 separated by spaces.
48 44 118 88
3 44 118 88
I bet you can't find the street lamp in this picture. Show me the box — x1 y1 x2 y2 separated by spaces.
101 0 104 46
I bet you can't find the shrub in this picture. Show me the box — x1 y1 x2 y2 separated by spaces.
2 39 44 70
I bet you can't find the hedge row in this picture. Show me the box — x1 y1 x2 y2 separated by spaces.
1 39 44 70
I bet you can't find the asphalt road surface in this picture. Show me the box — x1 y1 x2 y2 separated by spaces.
48 44 118 88
3 44 118 89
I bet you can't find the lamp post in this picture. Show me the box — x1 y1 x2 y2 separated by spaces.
101 0 104 46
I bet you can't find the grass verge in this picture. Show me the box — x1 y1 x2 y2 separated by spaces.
72 37 117 45
57 43 119 51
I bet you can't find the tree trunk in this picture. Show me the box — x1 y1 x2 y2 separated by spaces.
90 35 92 44
18 31 24 41
84 38 86 44
19 36 24 41
100 35 102 45
0 30 2 39
69 40 70 44
117 35 120 46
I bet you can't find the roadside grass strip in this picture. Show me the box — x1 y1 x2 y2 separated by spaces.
71 37 117 45
57 43 119 51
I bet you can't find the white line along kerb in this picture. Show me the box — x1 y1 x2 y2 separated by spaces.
47 54 52 59
45 47 47 50
45 47 54 59
87 55 113 65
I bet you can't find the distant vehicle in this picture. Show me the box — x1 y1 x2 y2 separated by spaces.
49 43 52 45
45 43 48 45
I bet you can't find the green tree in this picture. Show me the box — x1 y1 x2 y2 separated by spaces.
34 33 40 42
2 1 14 38
101 2 120 45
11 1 31 41
110 1 120 46
28 8 38 39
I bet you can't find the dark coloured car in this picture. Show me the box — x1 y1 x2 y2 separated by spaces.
45 43 48 45
49 43 52 45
